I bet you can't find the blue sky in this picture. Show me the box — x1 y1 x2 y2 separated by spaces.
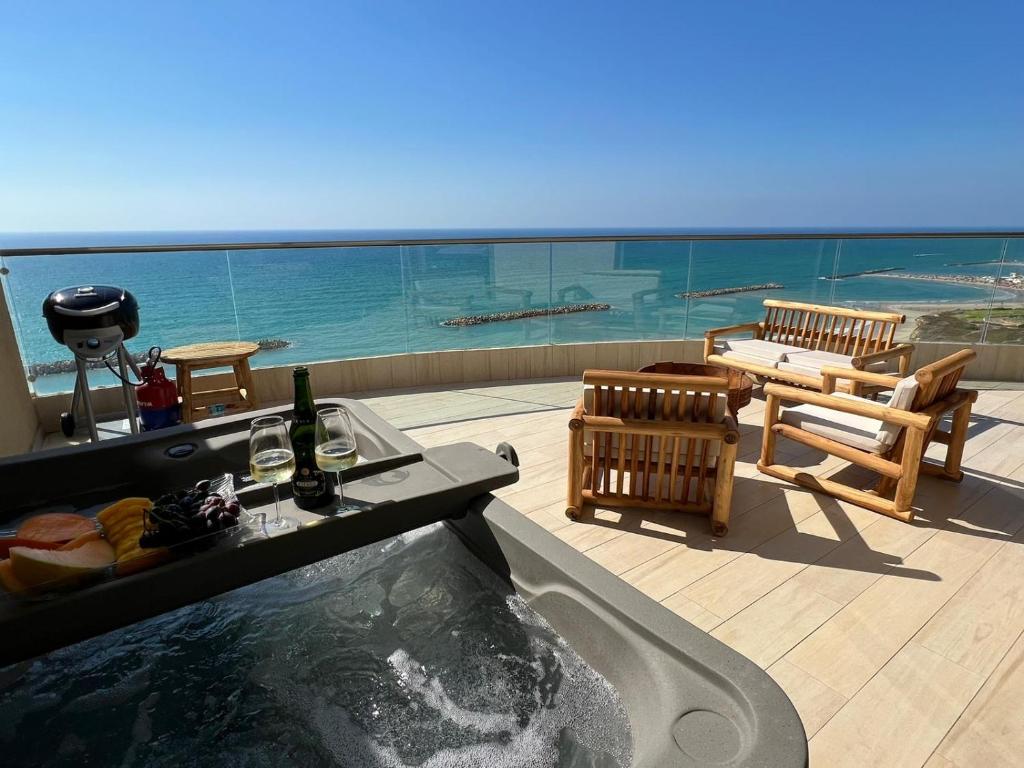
1 0 1021 231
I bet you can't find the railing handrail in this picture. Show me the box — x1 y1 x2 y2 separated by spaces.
1 228 1022 258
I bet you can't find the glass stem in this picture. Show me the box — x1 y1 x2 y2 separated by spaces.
336 471 344 507
272 482 281 524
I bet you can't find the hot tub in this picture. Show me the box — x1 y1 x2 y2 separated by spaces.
0 401 806 767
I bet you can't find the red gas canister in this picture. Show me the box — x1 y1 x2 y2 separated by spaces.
137 348 181 430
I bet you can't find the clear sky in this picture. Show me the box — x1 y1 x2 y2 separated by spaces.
1 0 1021 232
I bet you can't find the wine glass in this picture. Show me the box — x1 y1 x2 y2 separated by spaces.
249 416 296 530
314 407 361 512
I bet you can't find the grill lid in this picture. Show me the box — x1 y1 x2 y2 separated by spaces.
43 285 140 343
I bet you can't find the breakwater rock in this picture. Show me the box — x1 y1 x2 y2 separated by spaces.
256 338 290 351
28 338 291 377
822 267 904 280
676 283 783 299
442 303 611 327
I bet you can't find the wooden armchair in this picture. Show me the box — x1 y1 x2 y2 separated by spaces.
566 369 741 535
758 350 978 521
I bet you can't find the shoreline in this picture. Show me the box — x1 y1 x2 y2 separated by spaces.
874 272 1024 293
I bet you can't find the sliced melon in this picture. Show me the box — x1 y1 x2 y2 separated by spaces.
0 559 28 594
10 539 116 588
16 513 96 544
0 537 62 558
59 529 104 551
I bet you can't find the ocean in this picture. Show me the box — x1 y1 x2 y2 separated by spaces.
1 231 1020 395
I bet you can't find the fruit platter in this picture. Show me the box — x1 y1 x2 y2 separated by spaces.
0 475 253 598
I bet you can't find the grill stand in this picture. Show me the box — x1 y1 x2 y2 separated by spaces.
67 343 142 442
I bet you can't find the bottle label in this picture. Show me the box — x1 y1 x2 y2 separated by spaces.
293 466 327 497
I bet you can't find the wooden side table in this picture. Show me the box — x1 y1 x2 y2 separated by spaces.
161 341 260 423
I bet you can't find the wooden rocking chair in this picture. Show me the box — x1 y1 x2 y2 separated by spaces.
566 369 741 536
758 350 978 522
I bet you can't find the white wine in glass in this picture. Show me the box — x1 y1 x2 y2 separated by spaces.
314 407 360 512
249 415 297 529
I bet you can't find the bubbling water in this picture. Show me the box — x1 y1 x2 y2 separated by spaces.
0 523 632 767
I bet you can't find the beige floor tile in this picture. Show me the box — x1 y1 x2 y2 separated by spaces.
915 531 1024 676
809 641 983 768
767 658 847 738
932 630 1024 768
659 591 724 632
713 579 843 668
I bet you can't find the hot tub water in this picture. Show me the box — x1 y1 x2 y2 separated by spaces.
0 523 632 767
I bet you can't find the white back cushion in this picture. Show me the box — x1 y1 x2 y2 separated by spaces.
876 375 919 447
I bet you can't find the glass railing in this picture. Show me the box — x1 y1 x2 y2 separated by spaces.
1 232 1020 395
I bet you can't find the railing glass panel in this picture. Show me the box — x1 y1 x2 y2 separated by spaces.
831 238 1008 343
400 242 552 352
684 239 839 338
1 234 1021 396
550 239 692 343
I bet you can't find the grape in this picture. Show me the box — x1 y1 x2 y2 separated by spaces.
194 479 211 493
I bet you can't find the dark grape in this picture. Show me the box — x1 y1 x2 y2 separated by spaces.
195 479 211 493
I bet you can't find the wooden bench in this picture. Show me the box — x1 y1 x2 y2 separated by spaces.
703 299 913 394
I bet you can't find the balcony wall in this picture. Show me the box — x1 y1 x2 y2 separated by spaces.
29 338 1023 432
0 285 39 456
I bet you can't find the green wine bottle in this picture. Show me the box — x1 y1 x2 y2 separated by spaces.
289 367 334 510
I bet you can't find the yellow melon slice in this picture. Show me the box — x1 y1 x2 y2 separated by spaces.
10 539 116 588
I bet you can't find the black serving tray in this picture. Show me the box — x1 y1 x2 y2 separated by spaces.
0 401 518 665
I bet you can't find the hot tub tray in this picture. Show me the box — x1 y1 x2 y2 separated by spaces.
0 401 518 665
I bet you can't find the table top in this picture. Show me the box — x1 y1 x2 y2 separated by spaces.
161 341 260 363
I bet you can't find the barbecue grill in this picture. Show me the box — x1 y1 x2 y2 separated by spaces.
42 285 143 441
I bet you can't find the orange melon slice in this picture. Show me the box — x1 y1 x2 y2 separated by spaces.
0 537 62 558
10 539 116 588
16 513 96 544
59 529 104 550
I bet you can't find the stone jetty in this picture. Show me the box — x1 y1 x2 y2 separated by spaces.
822 267 904 280
676 283 783 299
442 303 610 327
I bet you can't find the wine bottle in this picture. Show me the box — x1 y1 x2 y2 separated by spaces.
289 367 334 510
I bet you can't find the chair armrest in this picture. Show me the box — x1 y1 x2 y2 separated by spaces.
918 389 977 418
763 383 931 430
820 366 903 394
852 344 914 370
721 413 741 444
704 321 763 339
569 398 586 429
582 415 731 440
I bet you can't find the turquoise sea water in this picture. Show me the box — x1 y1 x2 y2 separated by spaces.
1 232 1020 394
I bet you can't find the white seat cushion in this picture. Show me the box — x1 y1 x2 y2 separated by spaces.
781 349 888 375
721 338 806 361
780 394 888 453
779 376 920 454
722 350 781 369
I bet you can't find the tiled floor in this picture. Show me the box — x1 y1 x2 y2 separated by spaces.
361 377 1024 768
42 376 1024 767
